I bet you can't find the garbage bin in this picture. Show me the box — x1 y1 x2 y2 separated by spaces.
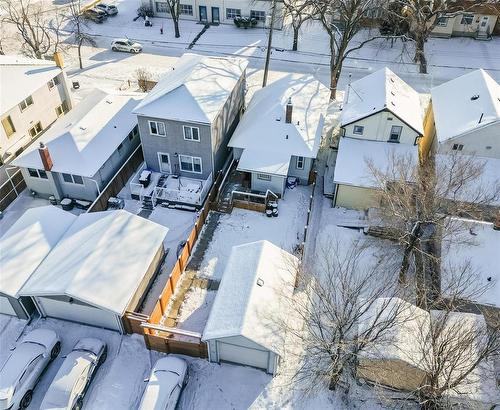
61 198 73 211
49 195 57 205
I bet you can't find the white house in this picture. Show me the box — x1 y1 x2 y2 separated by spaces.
334 68 423 209
229 74 330 197
13 89 142 202
203 240 298 375
0 206 76 319
20 210 169 333
431 69 500 158
0 54 73 163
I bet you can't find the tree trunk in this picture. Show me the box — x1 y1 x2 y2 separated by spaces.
414 35 427 74
173 17 180 38
328 372 340 391
292 25 299 51
78 41 83 69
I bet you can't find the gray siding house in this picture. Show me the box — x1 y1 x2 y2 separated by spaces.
133 53 248 182
228 74 330 197
13 89 143 202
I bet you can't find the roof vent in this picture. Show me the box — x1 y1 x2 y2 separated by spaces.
106 99 113 104
79 126 86 131
276 117 281 121
471 95 479 101
285 134 288 139
256 278 264 287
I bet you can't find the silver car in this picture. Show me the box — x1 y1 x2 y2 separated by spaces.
0 329 60 410
40 338 107 410
95 4 118 15
111 39 142 53
138 356 188 410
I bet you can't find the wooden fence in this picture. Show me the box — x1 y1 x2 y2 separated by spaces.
302 171 318 251
0 168 25 211
87 145 143 213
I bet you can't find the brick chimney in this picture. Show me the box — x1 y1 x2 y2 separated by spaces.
38 142 53 171
285 97 293 124
53 52 64 69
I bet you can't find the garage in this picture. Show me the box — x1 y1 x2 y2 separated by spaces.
20 210 168 333
203 241 297 375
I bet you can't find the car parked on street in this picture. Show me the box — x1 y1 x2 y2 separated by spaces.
40 338 107 410
0 329 60 410
138 356 188 410
96 3 118 16
83 8 107 23
111 39 143 53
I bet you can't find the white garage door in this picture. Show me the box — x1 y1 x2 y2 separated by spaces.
218 341 269 370
0 295 16 316
37 297 121 332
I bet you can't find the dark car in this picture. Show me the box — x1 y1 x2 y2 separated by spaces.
96 4 118 15
83 8 107 23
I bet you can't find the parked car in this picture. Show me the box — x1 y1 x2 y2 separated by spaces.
83 8 107 23
138 356 188 410
40 338 107 410
0 329 60 410
95 3 118 15
111 39 143 53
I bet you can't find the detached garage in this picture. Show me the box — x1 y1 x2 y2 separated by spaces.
203 240 298 375
20 210 168 333
0 206 76 319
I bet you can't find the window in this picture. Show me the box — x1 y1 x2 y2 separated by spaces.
179 155 202 173
296 156 304 170
257 173 271 181
452 144 464 151
353 125 364 135
180 4 193 15
250 10 266 21
129 126 138 141
62 173 84 184
19 95 34 112
461 14 473 25
156 1 169 13
55 101 69 117
1 115 15 137
47 76 60 89
183 126 200 141
28 122 43 138
149 120 166 136
388 125 402 142
28 168 48 179
226 8 241 19
436 15 448 26
117 142 123 152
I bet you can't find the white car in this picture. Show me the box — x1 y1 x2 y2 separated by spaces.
111 39 142 53
40 338 107 410
138 356 188 410
0 329 60 410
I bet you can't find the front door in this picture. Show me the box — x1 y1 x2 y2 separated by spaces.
199 6 207 22
211 7 220 23
158 152 171 174
479 16 489 31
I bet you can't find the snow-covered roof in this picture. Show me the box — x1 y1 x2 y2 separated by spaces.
229 74 329 173
203 241 298 355
358 298 430 368
431 69 500 142
441 218 499 308
13 89 143 177
20 210 168 315
340 68 424 135
334 137 419 188
0 55 62 113
133 53 248 123
0 206 76 298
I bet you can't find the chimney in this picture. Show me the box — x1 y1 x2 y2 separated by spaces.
53 52 64 69
38 142 53 171
494 212 500 231
285 97 293 124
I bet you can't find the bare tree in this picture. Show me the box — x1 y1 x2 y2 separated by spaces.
164 0 181 38
66 0 97 69
282 0 315 51
135 67 154 91
0 0 55 58
283 235 409 392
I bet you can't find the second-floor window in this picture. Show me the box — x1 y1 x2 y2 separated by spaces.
19 95 34 112
149 120 166 136
250 10 266 21
296 156 304 170
226 8 241 19
55 100 69 117
353 125 364 135
183 126 200 141
28 168 48 179
28 122 43 138
180 4 193 15
62 173 84 184
179 155 202 173
452 144 464 151
48 76 60 90
1 115 16 137
461 14 473 25
388 125 402 142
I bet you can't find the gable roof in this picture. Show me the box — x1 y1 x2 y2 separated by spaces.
0 55 62 113
20 210 168 315
431 69 500 143
340 68 424 135
203 240 298 355
229 74 330 172
0 206 76 298
133 53 248 123
13 89 143 177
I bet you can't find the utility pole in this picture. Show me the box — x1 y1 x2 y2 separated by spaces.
262 0 277 87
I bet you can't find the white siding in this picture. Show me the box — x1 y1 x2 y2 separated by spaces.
250 173 285 196
0 295 16 316
438 122 500 159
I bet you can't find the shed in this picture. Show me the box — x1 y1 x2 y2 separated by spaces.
20 210 168 332
0 206 76 319
202 240 298 375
